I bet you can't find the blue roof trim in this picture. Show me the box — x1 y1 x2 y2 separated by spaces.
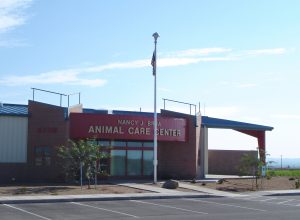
83 108 108 114
0 103 28 116
201 116 273 131
113 110 157 117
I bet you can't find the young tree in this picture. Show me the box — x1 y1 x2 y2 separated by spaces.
57 139 109 189
238 152 262 190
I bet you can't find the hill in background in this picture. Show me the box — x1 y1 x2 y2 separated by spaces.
267 158 300 169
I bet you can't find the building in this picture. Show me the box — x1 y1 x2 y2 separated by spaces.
0 98 273 183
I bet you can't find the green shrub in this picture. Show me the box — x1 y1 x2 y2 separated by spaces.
266 170 276 177
295 179 300 189
271 169 300 177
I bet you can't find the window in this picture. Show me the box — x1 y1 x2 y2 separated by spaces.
98 140 110 147
127 151 142 176
143 142 154 148
127 141 142 148
96 140 154 177
35 146 51 166
111 141 126 147
143 150 154 176
110 150 126 176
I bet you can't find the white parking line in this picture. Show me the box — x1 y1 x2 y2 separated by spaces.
241 196 261 199
277 199 294 204
241 196 266 201
2 204 52 220
258 197 278 202
130 200 208 215
184 198 267 212
71 202 140 218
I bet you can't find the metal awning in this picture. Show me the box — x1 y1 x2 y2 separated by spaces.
201 116 273 131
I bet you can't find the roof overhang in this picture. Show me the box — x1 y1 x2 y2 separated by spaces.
201 116 273 131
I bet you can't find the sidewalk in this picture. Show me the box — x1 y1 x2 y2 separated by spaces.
178 182 246 198
244 189 300 197
1 181 299 204
0 182 212 204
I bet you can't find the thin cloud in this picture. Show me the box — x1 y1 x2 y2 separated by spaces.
218 81 258 89
85 59 149 72
0 69 106 87
271 114 300 120
158 87 172 93
236 83 257 88
0 0 32 33
246 48 287 56
166 47 232 57
158 57 234 67
0 46 289 87
0 38 28 47
0 56 233 87
202 106 240 118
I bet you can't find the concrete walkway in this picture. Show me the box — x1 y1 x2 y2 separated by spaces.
244 189 300 196
0 182 210 204
119 182 245 198
1 181 299 204
0 191 210 204
118 183 185 194
178 182 246 197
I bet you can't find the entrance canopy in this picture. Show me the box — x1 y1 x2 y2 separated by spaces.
201 116 273 131
201 116 273 163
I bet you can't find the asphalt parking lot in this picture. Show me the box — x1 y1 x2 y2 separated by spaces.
1 195 300 220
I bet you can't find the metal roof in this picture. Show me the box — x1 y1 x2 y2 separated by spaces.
82 108 108 114
112 110 157 117
201 116 273 131
0 103 28 116
0 102 274 131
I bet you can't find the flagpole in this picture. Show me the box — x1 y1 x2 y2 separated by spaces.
152 32 159 184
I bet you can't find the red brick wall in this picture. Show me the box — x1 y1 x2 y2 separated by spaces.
26 100 69 182
0 104 201 182
208 149 258 175
158 110 199 179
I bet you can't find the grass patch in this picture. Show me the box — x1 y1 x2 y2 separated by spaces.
268 169 300 177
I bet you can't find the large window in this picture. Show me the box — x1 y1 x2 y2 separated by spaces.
143 150 154 176
127 141 142 148
110 150 126 176
96 140 154 177
127 151 142 176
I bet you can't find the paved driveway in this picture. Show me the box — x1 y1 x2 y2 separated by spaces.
1 195 300 219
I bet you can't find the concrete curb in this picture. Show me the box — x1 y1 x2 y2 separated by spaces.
0 193 218 204
256 190 300 197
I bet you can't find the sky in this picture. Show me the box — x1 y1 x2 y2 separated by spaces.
0 0 299 158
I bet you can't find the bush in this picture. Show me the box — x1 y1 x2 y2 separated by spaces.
295 179 300 189
267 170 276 177
270 169 300 177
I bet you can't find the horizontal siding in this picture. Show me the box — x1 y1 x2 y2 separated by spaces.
0 116 27 163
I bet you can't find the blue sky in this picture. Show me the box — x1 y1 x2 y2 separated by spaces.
0 0 299 158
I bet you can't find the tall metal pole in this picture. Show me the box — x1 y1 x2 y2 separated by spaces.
152 32 159 184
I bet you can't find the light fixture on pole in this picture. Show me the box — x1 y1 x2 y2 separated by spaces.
152 32 159 184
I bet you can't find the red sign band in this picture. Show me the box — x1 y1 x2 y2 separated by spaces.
69 113 187 142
